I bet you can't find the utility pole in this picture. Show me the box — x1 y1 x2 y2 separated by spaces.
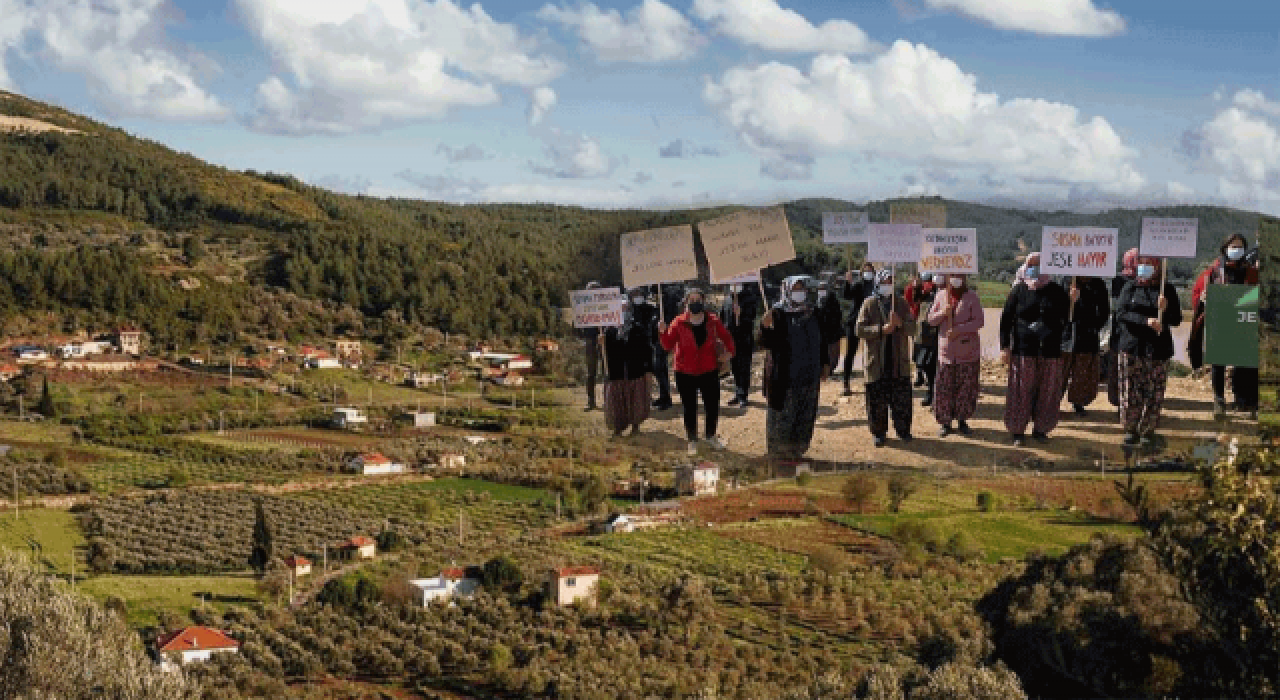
18 395 23 420
229 354 234 388
322 543 327 573
12 464 18 521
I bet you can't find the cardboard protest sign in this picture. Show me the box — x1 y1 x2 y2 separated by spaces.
619 225 697 289
1204 285 1258 368
712 270 761 285
1140 217 1199 259
822 211 869 244
699 206 796 281
1040 227 1119 278
867 223 923 264
890 201 946 229
919 228 978 275
570 287 624 328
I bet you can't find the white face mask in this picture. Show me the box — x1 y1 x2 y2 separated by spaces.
1227 247 1245 261
1137 264 1155 279
730 284 742 293
790 290 808 303
878 284 894 297
862 271 875 281
949 277 964 288
1024 266 1039 279
631 296 644 305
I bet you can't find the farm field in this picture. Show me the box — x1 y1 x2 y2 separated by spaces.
0 507 83 574
77 574 261 628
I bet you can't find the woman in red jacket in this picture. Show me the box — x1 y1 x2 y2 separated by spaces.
659 288 735 456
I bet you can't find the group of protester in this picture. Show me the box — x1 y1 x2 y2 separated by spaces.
580 233 1259 459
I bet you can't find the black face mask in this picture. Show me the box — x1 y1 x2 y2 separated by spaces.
687 301 705 314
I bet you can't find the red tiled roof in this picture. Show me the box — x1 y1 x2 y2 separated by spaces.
156 626 239 653
358 452 391 464
285 555 311 567
553 566 599 577
441 567 468 580
345 536 376 547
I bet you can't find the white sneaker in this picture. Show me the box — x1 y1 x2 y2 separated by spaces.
704 436 728 451
687 441 699 456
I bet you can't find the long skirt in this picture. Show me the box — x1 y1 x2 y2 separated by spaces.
1118 353 1168 435
1061 352 1101 407
603 377 650 432
866 377 913 438
933 361 981 424
766 381 821 458
1005 355 1065 435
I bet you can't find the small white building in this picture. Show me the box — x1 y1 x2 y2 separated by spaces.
155 626 239 671
13 346 48 363
349 452 406 475
406 371 443 388
116 327 143 356
676 462 720 497
338 536 377 560
57 341 114 358
284 555 311 577
603 513 633 534
438 453 466 469
332 407 367 429
547 566 600 607
309 357 342 369
409 567 481 605
398 411 436 428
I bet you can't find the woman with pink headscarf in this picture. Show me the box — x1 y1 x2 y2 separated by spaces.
1114 253 1182 447
998 253 1071 447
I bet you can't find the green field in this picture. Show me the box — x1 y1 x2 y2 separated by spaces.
0 507 84 574
77 574 262 627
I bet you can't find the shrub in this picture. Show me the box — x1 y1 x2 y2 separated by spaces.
795 472 812 487
891 521 943 553
887 474 919 514
843 474 878 513
944 532 984 563
808 545 849 575
975 491 997 513
481 555 523 592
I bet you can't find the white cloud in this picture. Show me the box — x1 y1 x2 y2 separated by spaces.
538 0 703 62
633 171 653 184
923 0 1125 37
1182 97 1280 209
436 143 489 162
703 41 1145 193
528 86 557 126
659 138 722 158
1232 88 1280 118
237 0 563 135
691 0 876 54
531 129 620 179
0 0 227 119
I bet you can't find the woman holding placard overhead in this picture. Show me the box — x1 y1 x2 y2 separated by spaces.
660 288 735 456
1060 277 1110 416
928 273 984 437
1000 253 1071 447
760 276 830 458
1114 254 1183 446
857 269 918 447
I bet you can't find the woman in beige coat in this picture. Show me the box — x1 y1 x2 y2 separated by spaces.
856 269 918 447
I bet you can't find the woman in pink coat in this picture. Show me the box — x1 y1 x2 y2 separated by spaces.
927 273 985 437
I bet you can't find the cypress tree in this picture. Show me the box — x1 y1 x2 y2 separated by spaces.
248 499 274 577
37 376 55 417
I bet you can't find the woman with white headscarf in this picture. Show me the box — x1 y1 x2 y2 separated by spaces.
1115 253 1183 446
999 252 1071 447
760 276 830 459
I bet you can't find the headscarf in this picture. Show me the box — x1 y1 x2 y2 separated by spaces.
945 274 968 301
1134 254 1161 287
1120 248 1139 278
875 269 895 315
1220 234 1249 268
780 275 814 313
1015 253 1049 291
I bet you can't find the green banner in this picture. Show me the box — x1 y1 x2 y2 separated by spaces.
1205 284 1258 368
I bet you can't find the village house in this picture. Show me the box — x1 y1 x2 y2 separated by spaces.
611 478 648 500
547 566 600 607
676 463 720 497
601 513 633 534
12 345 48 363
594 511 682 535
436 453 466 469
397 411 436 428
60 354 157 372
492 372 525 387
333 339 363 361
57 340 113 358
331 407 367 430
405 370 443 388
348 452 406 475
284 555 311 578
337 536 377 560
308 356 342 369
116 327 143 356
0 363 20 382
409 566 482 606
155 626 240 671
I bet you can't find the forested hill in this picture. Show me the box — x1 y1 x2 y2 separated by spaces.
0 89 1267 352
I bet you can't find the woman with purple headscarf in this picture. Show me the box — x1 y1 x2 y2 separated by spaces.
999 253 1071 447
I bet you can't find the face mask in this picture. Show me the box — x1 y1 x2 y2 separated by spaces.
1024 266 1039 279
818 289 829 299
1227 247 1245 261
1136 264 1155 279
631 296 644 305
862 271 874 281
730 284 742 293
950 277 964 289
878 284 894 297
687 301 704 314
790 290 808 303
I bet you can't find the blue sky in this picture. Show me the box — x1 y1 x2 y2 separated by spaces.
1 0 1277 213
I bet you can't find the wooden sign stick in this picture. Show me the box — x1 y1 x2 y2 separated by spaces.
1069 276 1077 322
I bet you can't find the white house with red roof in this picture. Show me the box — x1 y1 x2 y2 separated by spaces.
348 452 405 475
676 462 720 497
284 555 311 577
0 363 20 382
547 566 600 607
155 626 239 670
339 536 377 560
409 566 481 605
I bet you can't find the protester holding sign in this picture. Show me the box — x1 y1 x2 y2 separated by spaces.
577 281 605 411
1106 249 1139 407
760 276 830 459
927 274 984 437
1060 277 1110 416
841 262 878 396
906 273 939 405
651 283 684 410
720 280 762 407
600 292 656 437
659 288 735 456
857 269 918 448
815 279 844 383
1114 254 1183 446
999 253 1071 446
1189 233 1259 418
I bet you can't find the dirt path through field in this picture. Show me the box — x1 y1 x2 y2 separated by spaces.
577 359 1255 471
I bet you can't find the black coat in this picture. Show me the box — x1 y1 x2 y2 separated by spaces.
603 304 656 380
1061 278 1111 354
843 277 875 326
1115 281 1182 362
999 282 1071 358
815 291 844 345
720 285 761 341
759 305 830 411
